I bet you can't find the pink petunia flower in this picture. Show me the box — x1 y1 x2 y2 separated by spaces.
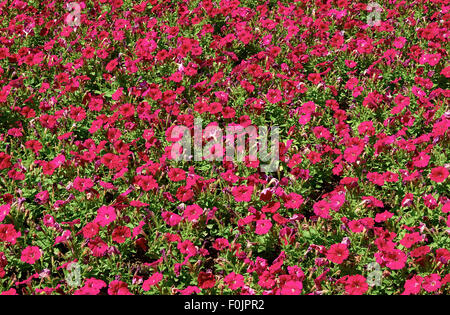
20 246 41 264
0 204 10 223
224 272 245 290
183 204 203 222
255 219 272 235
142 273 163 291
422 274 441 292
94 206 117 227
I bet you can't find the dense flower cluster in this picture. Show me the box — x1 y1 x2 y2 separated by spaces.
0 0 449 295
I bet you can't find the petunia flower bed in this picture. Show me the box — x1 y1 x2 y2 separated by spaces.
0 0 449 296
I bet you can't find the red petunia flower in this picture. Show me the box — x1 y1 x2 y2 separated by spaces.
197 271 216 289
108 280 132 295
82 222 99 239
345 275 368 295
326 243 349 264
232 185 254 203
112 226 131 244
266 89 282 104
429 166 449 183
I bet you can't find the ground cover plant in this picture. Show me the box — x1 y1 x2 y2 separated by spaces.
0 0 449 295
